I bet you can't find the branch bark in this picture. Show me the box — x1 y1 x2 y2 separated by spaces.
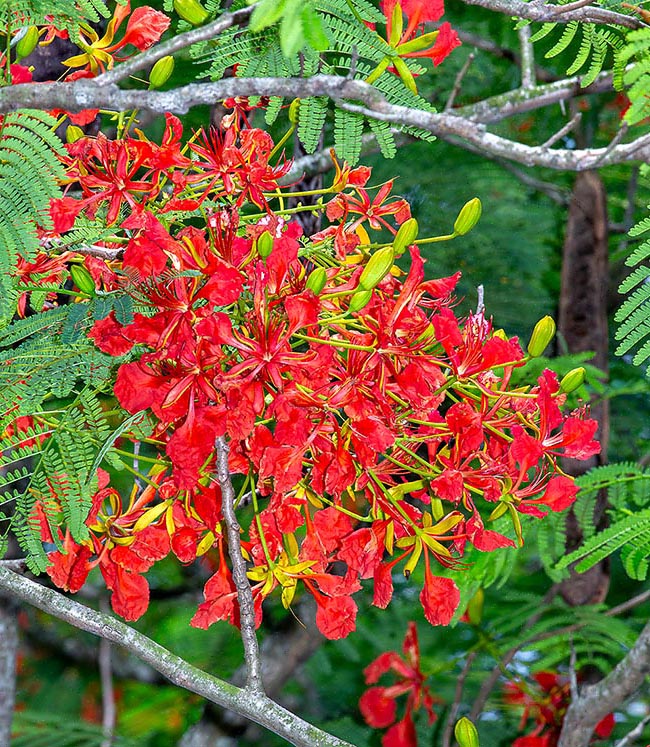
0 567 354 747
559 620 650 747
0 597 18 746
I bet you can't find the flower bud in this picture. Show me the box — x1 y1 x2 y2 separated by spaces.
70 264 96 295
453 197 482 236
465 588 484 625
149 55 174 89
15 26 39 61
527 315 556 357
349 289 373 313
454 717 480 747
393 218 418 256
358 246 394 291
305 267 327 295
66 125 85 144
288 98 301 124
559 366 586 394
173 0 209 25
256 231 274 258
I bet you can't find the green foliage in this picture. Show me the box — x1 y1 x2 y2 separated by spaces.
615 183 650 373
553 463 650 580
0 110 65 326
617 27 650 125
0 0 110 40
12 711 138 747
190 0 436 162
527 17 624 86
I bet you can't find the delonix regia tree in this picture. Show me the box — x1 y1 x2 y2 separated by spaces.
2 2 650 747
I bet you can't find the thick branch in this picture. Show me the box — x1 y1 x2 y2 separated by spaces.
0 567 354 747
558 620 650 747
0 598 18 746
1 74 645 170
215 436 264 694
459 0 643 28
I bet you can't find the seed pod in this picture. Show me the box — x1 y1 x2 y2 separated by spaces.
305 267 327 295
66 125 85 144
454 717 480 747
453 197 482 236
358 246 394 291
15 26 39 60
559 366 586 394
256 231 274 258
173 0 209 25
349 289 373 313
527 315 556 357
393 217 418 256
70 264 96 295
149 55 174 89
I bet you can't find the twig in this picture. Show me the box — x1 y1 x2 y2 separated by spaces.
541 112 582 148
590 122 630 167
476 285 485 315
0 566 355 747
442 651 478 747
94 6 256 87
550 0 597 14
445 52 476 111
0 559 28 572
215 436 264 694
99 598 116 747
518 26 536 88
569 635 578 700
614 712 650 747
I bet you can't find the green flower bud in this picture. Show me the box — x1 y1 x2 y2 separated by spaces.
149 55 174 89
349 289 373 313
305 267 327 295
15 26 39 61
453 197 482 236
256 231 274 258
173 0 209 25
358 246 394 291
527 315 556 357
465 588 484 626
66 125 85 144
288 98 301 125
559 366 586 394
455 717 480 747
393 218 418 256
70 264 96 296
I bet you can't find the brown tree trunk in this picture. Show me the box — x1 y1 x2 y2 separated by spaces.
557 170 610 607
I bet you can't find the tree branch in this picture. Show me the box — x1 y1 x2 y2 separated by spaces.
215 436 264 694
459 0 643 29
559 620 650 747
0 567 354 747
1 73 645 170
0 597 18 746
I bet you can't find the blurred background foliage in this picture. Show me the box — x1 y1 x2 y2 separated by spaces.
12 0 650 744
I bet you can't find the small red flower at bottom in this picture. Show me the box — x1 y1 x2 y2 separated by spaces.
360 622 439 747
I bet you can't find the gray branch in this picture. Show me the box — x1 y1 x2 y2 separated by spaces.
1 73 646 171
559 620 650 747
0 567 354 747
215 436 264 694
459 0 643 28
0 598 18 746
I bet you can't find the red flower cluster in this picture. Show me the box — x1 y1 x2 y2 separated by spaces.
360 622 439 747
17 105 600 639
504 671 615 746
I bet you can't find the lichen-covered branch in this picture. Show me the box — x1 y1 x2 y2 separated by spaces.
0 567 354 747
558 620 650 747
215 436 264 694
0 598 18 746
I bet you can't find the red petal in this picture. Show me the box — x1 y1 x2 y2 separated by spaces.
359 687 397 728
420 571 460 626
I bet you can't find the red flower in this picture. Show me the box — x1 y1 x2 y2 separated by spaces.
360 623 439 747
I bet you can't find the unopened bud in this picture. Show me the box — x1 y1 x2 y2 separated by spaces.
15 26 39 60
70 264 95 295
305 267 327 295
559 366 586 394
465 588 484 625
149 55 174 89
455 717 480 747
349 289 373 313
358 246 394 291
527 315 556 357
173 0 209 25
393 218 418 256
453 197 482 236
256 231 274 258
66 125 85 144
288 98 300 124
